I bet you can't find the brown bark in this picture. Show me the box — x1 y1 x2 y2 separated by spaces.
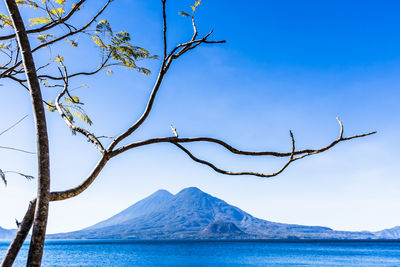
0 155 108 266
0 1 376 266
4 1 51 266
0 200 36 267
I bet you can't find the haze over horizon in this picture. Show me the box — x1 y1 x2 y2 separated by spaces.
0 0 399 234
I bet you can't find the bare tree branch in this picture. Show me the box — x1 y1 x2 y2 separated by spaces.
110 118 376 159
31 0 111 53
0 0 111 79
0 200 36 267
291 117 376 162
0 0 87 41
36 52 115 81
0 1 377 265
107 21 225 152
171 131 296 178
166 30 225 63
55 61 105 153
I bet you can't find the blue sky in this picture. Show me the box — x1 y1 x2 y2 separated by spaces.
0 0 399 234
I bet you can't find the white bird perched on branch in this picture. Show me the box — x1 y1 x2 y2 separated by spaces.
170 124 179 138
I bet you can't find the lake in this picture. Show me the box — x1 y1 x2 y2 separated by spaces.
1 240 400 266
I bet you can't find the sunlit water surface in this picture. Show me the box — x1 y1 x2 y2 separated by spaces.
1 240 400 266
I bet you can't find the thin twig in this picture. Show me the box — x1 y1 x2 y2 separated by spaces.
0 0 87 41
171 131 295 178
0 146 35 154
110 118 376 159
55 61 105 153
0 115 28 136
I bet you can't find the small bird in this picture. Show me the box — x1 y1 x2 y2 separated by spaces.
170 124 179 138
15 219 21 228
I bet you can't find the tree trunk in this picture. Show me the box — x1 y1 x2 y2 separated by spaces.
0 200 36 267
4 1 51 266
1 154 109 265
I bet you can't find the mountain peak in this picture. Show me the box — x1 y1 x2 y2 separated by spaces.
177 187 204 195
151 189 173 198
49 187 397 240
85 188 173 230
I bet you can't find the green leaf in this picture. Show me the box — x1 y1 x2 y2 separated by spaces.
191 0 201 12
0 14 12 28
16 0 39 9
66 105 93 125
29 17 52 26
54 0 66 5
0 42 11 49
54 55 64 62
37 33 55 44
138 67 150 75
49 7 65 17
65 96 80 104
46 100 56 112
92 36 107 49
92 25 155 75
96 20 112 35
61 105 75 123
66 39 78 47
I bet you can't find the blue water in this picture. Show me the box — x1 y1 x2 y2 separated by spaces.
1 240 400 266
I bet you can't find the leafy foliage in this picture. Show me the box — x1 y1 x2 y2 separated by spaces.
46 95 92 126
65 96 79 104
179 1 201 18
37 33 55 43
54 0 66 6
66 38 78 47
46 100 56 112
60 103 93 126
92 20 157 75
1 0 155 135
0 42 11 49
0 14 12 28
191 0 201 12
54 55 64 62
95 20 112 35
69 105 93 126
16 0 39 9
29 17 52 26
49 7 65 17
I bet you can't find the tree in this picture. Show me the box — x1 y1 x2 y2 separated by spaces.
0 0 376 266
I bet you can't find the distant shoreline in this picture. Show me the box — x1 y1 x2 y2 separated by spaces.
2 239 400 245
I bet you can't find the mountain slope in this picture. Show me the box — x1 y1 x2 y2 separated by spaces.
87 189 173 230
374 226 400 239
49 187 396 240
0 226 17 240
